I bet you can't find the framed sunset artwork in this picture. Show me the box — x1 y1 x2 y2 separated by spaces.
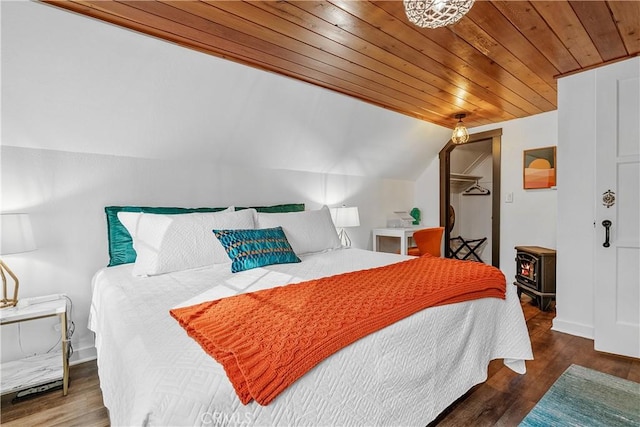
523 146 556 189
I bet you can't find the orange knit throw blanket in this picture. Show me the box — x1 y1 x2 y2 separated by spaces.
170 255 505 405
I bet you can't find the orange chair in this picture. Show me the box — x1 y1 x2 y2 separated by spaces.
407 227 444 257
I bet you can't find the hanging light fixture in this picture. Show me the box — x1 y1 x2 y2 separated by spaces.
403 0 475 29
451 113 469 144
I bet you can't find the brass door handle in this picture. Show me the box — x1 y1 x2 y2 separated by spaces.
602 220 612 248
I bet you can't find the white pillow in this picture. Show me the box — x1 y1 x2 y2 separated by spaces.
256 206 342 255
118 208 256 276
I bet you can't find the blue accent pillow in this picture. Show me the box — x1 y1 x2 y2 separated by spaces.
213 227 301 273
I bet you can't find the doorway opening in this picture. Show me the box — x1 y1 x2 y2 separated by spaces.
439 129 502 267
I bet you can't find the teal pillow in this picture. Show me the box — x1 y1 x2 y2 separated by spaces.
213 227 301 273
105 206 227 267
237 203 305 213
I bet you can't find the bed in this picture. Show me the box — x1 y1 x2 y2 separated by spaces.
90 205 533 426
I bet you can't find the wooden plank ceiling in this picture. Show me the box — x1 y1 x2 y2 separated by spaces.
44 1 640 128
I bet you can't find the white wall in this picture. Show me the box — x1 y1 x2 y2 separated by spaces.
457 155 493 263
552 59 640 339
414 157 442 227
0 146 415 362
1 1 450 180
554 57 640 340
553 68 596 338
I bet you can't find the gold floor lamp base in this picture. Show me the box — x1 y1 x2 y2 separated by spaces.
0 259 19 308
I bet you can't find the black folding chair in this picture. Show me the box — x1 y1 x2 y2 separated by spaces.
449 236 487 262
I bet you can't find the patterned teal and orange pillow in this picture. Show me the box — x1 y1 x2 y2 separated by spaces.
213 227 301 273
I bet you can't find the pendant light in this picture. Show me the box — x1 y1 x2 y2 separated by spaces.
403 0 475 29
451 113 469 145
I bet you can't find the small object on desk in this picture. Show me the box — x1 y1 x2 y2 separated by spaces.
0 297 70 396
390 211 415 228
410 208 421 225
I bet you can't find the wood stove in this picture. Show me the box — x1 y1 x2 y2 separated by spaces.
514 246 556 311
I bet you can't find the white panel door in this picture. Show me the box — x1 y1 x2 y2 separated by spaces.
594 58 640 358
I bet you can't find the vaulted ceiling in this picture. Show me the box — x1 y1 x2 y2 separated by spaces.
44 1 640 128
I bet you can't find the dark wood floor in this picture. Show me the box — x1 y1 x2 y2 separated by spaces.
433 297 640 426
0 360 109 427
2 296 639 426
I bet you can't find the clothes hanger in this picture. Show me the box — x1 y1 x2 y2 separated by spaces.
463 180 491 195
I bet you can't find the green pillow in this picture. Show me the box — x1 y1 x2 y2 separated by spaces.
105 204 305 267
237 203 305 213
213 227 301 273
105 206 227 267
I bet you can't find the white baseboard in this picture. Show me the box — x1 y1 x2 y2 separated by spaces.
69 345 97 366
551 318 594 340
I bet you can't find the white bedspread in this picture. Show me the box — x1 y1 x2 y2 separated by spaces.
89 248 532 426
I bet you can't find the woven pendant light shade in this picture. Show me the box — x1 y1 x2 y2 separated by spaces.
451 113 470 144
403 0 475 29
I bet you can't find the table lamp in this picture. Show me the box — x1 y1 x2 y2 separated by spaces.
330 206 360 247
1 213 37 308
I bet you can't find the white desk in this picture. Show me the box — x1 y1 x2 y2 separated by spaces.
372 227 422 255
0 299 69 396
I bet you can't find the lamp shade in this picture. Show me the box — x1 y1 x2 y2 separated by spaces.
404 0 475 29
1 213 37 255
451 113 470 144
330 206 360 228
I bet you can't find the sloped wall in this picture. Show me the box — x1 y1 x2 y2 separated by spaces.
2 1 449 180
1 1 449 362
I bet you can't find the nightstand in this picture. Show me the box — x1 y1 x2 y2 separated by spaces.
0 298 69 396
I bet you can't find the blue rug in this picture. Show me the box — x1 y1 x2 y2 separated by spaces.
520 364 640 427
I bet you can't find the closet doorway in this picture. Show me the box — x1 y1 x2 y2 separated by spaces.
439 129 502 268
